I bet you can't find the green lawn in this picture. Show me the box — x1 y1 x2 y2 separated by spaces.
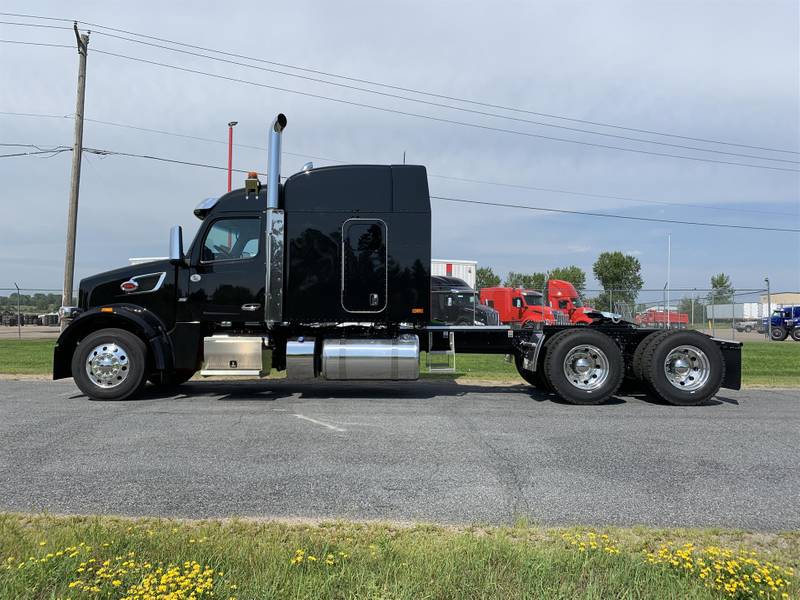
0 339 55 375
0 514 796 599
1 339 798 387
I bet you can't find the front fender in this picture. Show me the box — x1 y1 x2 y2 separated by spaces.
53 305 174 379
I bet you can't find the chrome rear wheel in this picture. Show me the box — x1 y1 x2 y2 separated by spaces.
663 345 710 392
562 345 609 391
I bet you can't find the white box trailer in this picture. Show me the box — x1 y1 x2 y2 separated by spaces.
431 259 477 289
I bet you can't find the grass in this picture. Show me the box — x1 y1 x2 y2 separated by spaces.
0 514 796 599
0 339 54 375
740 341 800 387
1 339 798 387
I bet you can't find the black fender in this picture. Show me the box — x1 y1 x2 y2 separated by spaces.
53 305 174 379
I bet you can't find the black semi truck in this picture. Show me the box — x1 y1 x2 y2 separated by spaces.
54 114 741 405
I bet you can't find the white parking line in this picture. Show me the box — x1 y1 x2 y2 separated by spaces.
294 414 346 432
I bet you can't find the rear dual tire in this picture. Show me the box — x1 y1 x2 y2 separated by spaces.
516 329 626 404
638 330 724 406
543 329 624 405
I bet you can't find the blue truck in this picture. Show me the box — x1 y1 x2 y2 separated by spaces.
763 306 800 341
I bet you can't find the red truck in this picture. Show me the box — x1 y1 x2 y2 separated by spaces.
545 280 593 324
480 280 592 327
479 287 562 327
635 308 689 329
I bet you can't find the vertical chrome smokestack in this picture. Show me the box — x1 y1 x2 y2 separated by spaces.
267 113 287 209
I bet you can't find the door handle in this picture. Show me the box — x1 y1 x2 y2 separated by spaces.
242 303 261 311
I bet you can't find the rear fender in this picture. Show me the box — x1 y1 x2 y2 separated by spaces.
53 305 173 379
715 339 742 390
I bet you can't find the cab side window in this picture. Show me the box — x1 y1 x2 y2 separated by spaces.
201 218 260 263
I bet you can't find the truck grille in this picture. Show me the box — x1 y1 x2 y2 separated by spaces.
553 310 570 325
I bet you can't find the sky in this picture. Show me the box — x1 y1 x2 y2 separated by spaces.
1 0 798 304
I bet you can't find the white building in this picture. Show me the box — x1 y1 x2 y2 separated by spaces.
431 259 477 289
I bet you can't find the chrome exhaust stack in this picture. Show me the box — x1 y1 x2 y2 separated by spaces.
267 113 287 209
265 113 287 325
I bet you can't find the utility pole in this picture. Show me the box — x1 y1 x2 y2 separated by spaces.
227 121 238 192
765 277 771 340
666 233 671 329
14 283 21 340
61 23 89 330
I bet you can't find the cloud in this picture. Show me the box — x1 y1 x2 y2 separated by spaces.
0 0 797 295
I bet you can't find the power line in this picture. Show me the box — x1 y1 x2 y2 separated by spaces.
83 147 268 177
0 147 71 158
0 38 72 48
5 111 795 217
428 173 798 217
4 10 792 156
2 13 797 157
73 145 800 232
430 195 800 233
0 19 73 31
79 29 799 166
88 48 800 173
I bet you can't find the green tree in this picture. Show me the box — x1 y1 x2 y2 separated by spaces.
709 273 734 304
678 295 705 326
548 265 587 294
592 251 643 311
475 267 501 291
504 271 546 290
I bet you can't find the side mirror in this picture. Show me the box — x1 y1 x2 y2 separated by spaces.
169 225 185 265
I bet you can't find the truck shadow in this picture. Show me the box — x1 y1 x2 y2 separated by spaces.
112 379 731 407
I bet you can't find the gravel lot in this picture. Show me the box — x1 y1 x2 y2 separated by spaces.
0 379 797 531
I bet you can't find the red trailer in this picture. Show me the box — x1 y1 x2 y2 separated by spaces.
635 308 689 329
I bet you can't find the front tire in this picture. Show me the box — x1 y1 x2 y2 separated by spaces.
543 329 624 405
71 328 147 400
771 326 788 341
641 330 723 406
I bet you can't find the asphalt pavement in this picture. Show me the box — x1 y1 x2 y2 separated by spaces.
0 378 797 531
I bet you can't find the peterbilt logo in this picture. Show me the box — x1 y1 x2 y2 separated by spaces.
120 279 139 293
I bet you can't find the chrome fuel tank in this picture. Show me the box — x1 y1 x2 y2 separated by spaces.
321 335 419 380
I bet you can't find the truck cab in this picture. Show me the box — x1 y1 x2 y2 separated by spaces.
479 287 563 327
431 276 499 325
763 306 800 341
544 280 593 324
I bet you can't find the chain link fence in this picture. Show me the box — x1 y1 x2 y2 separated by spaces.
585 287 774 341
2 282 793 342
0 287 65 339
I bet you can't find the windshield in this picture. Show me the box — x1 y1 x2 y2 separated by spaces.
450 292 476 307
523 293 544 306
573 294 584 308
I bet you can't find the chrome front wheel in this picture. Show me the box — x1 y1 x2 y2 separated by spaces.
85 342 130 388
72 328 147 400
